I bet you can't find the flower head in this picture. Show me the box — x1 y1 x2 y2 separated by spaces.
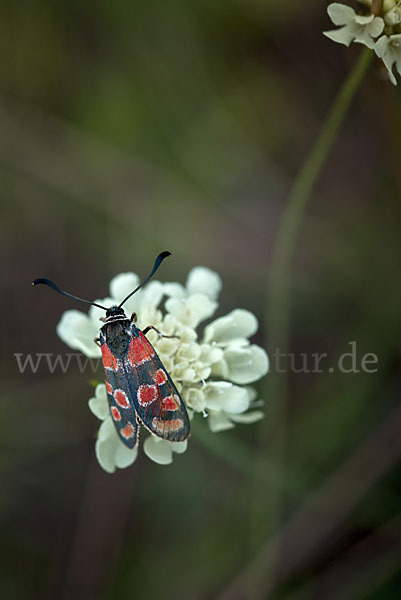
58 265 268 472
324 1 401 85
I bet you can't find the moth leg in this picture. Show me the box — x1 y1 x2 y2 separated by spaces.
142 325 179 340
130 312 137 323
99 316 106 323
94 337 101 347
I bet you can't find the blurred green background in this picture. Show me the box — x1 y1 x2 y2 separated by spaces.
2 0 401 598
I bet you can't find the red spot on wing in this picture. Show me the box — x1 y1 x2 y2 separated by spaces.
155 369 167 385
121 422 136 439
152 417 184 433
137 384 157 407
111 406 121 421
162 396 178 411
155 368 167 385
105 381 113 395
127 334 155 365
114 389 130 409
140 333 156 354
101 344 118 370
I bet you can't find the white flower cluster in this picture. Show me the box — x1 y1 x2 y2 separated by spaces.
324 1 401 85
57 266 268 472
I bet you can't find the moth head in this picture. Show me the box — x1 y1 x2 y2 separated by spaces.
105 306 126 318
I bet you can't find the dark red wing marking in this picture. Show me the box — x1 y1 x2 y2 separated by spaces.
124 331 190 442
101 341 139 449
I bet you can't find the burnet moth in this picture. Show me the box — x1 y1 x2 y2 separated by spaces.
33 252 190 449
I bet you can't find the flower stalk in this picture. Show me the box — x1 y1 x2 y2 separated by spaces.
372 0 383 15
253 48 373 578
268 47 372 384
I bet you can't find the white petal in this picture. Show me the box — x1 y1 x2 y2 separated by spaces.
203 309 258 345
172 440 188 454
245 386 258 403
122 281 165 316
354 14 375 25
165 294 218 328
199 343 224 365
204 381 250 413
161 355 174 373
396 52 401 78
184 387 206 412
95 418 137 473
136 307 163 332
208 411 235 432
223 345 269 384
114 441 139 469
181 367 196 382
230 411 265 424
143 436 187 464
173 357 189 372
159 314 179 336
211 358 230 379
88 384 109 420
224 386 251 413
323 27 354 47
186 267 222 300
164 282 186 298
109 272 139 304
176 343 201 362
57 310 101 358
95 419 118 473
353 35 376 50
369 16 384 37
144 435 173 464
154 336 180 356
354 19 383 49
374 33 389 58
193 363 211 381
327 3 355 26
375 35 398 84
136 281 165 309
386 66 398 85
175 325 198 343
142 436 174 465
224 339 251 349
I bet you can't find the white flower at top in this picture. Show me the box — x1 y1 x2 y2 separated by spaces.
324 1 401 85
58 265 268 473
323 3 384 49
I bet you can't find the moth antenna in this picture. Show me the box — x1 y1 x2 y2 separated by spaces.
119 251 171 308
32 278 107 310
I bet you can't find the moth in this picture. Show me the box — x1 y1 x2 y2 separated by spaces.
33 252 190 449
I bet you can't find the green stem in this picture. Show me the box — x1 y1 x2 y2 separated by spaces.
252 47 373 587
268 48 373 406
